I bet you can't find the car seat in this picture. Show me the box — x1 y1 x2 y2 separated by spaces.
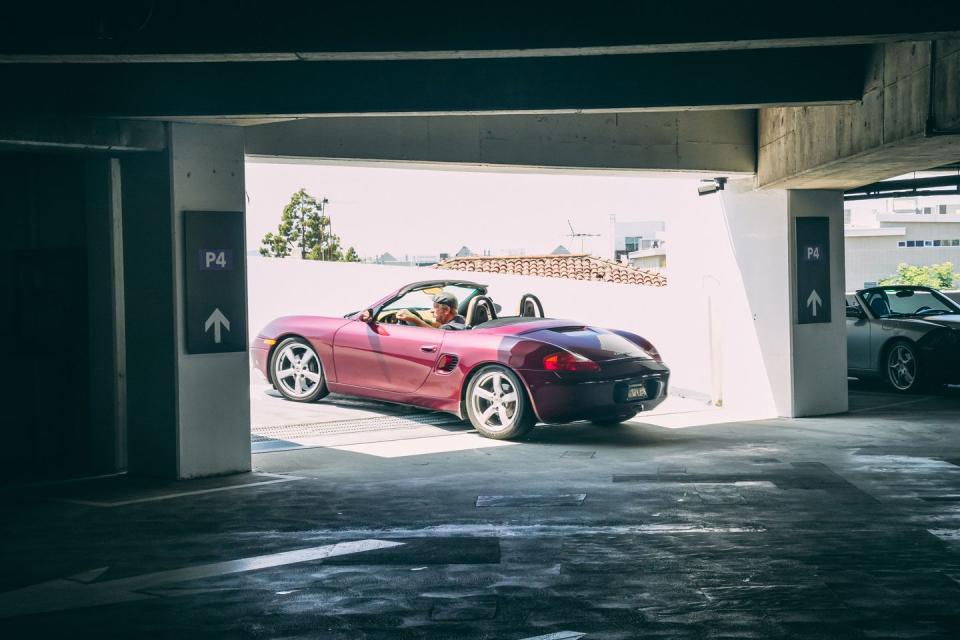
868 295 891 317
465 295 497 326
517 293 544 317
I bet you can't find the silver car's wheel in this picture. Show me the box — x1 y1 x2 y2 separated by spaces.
465 365 535 440
886 341 919 392
271 338 329 402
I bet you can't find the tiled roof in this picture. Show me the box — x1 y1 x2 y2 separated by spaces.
433 253 667 287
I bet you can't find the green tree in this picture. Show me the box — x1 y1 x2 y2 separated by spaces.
344 246 360 262
879 262 959 289
259 188 356 261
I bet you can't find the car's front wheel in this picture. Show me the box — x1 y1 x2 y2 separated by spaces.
465 365 536 440
884 339 921 393
270 337 329 402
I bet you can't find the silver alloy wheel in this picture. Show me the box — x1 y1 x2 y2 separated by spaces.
469 370 519 433
887 343 917 391
273 342 323 399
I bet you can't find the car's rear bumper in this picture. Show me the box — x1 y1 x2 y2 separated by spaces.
520 359 670 423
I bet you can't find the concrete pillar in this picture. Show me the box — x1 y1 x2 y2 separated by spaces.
123 123 250 478
84 158 126 473
714 180 847 417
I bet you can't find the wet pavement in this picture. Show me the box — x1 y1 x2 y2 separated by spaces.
2 383 960 638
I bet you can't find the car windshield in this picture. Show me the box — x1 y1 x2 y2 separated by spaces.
860 288 960 318
383 284 481 313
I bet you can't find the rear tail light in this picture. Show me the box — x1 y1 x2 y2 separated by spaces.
543 351 600 372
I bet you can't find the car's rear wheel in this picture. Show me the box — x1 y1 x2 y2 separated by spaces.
270 337 329 402
465 365 536 440
591 412 637 426
884 339 921 393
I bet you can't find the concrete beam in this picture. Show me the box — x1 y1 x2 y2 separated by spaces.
1 2 958 62
245 111 756 174
0 48 868 118
0 117 166 152
758 40 960 190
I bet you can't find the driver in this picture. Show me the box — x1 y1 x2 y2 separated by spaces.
397 292 465 330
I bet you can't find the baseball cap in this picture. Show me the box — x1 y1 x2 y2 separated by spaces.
432 292 459 308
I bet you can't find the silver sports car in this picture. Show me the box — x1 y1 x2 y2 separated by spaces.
846 285 960 392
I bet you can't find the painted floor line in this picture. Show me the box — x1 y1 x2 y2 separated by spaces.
61 477 304 507
265 523 768 539
848 396 933 414
517 632 586 640
0 539 403 618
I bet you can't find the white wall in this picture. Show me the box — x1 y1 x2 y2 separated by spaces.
247 258 715 400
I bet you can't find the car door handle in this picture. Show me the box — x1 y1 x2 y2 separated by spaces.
420 345 438 353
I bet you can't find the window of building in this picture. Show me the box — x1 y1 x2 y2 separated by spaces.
906 240 916 247
940 204 948 215
934 240 942 247
923 207 932 215
924 240 934 247
953 240 960 247
624 236 640 252
897 241 907 247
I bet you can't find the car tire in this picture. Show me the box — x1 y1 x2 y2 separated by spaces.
883 339 922 393
591 412 638 426
270 337 329 403
465 365 536 440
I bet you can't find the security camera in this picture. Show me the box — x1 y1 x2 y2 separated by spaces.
697 177 727 197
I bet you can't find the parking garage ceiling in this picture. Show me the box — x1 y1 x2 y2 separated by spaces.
0 3 958 119
1 2 958 62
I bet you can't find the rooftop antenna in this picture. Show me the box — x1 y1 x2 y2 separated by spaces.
566 220 600 253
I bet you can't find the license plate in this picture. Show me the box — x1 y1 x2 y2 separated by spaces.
626 384 648 400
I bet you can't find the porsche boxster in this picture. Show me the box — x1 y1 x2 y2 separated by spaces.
846 285 960 392
251 280 669 439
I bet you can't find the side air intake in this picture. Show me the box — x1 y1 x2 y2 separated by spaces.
436 354 459 373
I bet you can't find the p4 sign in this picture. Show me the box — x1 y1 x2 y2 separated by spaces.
796 217 831 325
184 211 247 353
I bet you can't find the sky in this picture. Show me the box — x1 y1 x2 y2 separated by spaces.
244 160 713 260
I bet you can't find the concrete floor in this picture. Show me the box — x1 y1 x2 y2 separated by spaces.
249 379 726 455
2 383 960 638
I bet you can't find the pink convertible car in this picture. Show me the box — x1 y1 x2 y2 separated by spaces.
251 280 669 439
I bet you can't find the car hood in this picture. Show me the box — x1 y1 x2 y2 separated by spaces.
885 314 960 329
916 314 960 329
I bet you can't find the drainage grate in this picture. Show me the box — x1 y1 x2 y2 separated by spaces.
252 414 463 440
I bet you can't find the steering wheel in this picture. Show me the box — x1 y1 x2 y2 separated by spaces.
915 306 933 314
401 308 427 326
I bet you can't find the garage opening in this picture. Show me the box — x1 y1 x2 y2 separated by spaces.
244 159 750 458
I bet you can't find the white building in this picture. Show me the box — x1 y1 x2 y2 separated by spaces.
610 218 666 270
845 197 960 290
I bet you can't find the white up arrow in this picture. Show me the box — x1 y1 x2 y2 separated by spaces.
204 308 231 343
806 289 823 317
0 539 403 618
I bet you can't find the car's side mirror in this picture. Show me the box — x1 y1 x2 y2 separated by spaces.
846 305 865 319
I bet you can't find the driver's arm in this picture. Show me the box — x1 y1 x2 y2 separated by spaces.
396 309 437 328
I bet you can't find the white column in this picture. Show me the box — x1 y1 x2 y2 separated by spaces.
123 123 250 479
170 123 251 478
712 180 847 417
788 189 848 416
